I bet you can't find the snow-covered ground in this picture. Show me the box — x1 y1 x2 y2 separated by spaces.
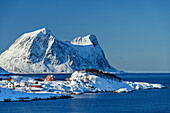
0 87 71 102
0 71 166 102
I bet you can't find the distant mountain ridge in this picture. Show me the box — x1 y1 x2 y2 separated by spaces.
0 28 117 73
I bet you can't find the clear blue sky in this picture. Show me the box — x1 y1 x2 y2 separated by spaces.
0 0 170 71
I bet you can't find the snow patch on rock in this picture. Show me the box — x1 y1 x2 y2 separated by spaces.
70 34 96 46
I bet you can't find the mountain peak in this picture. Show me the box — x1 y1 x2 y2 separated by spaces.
70 34 99 47
23 27 51 37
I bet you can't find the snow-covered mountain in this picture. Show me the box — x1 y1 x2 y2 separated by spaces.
0 28 117 73
0 67 9 74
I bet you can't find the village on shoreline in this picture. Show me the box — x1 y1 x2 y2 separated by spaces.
0 69 167 102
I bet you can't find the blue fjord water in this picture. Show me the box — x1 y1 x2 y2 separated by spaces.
0 74 170 113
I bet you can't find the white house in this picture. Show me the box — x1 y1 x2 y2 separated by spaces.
8 82 14 89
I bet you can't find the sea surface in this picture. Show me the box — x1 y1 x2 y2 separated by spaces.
0 74 170 113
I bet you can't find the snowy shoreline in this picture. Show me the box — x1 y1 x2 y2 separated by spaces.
0 88 72 102
0 71 167 102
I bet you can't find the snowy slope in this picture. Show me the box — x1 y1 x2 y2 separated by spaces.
0 28 117 73
0 67 9 74
58 71 165 94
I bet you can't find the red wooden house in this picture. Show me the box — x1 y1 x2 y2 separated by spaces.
30 84 42 88
45 75 55 81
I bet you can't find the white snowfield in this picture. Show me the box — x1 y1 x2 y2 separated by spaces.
0 71 166 102
0 28 117 73
0 88 69 102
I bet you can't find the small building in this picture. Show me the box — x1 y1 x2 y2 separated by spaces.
14 82 20 87
30 84 42 88
65 75 71 81
33 81 39 84
45 75 55 81
8 82 14 89
30 87 43 92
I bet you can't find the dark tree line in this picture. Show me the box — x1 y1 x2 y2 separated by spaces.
79 68 122 82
